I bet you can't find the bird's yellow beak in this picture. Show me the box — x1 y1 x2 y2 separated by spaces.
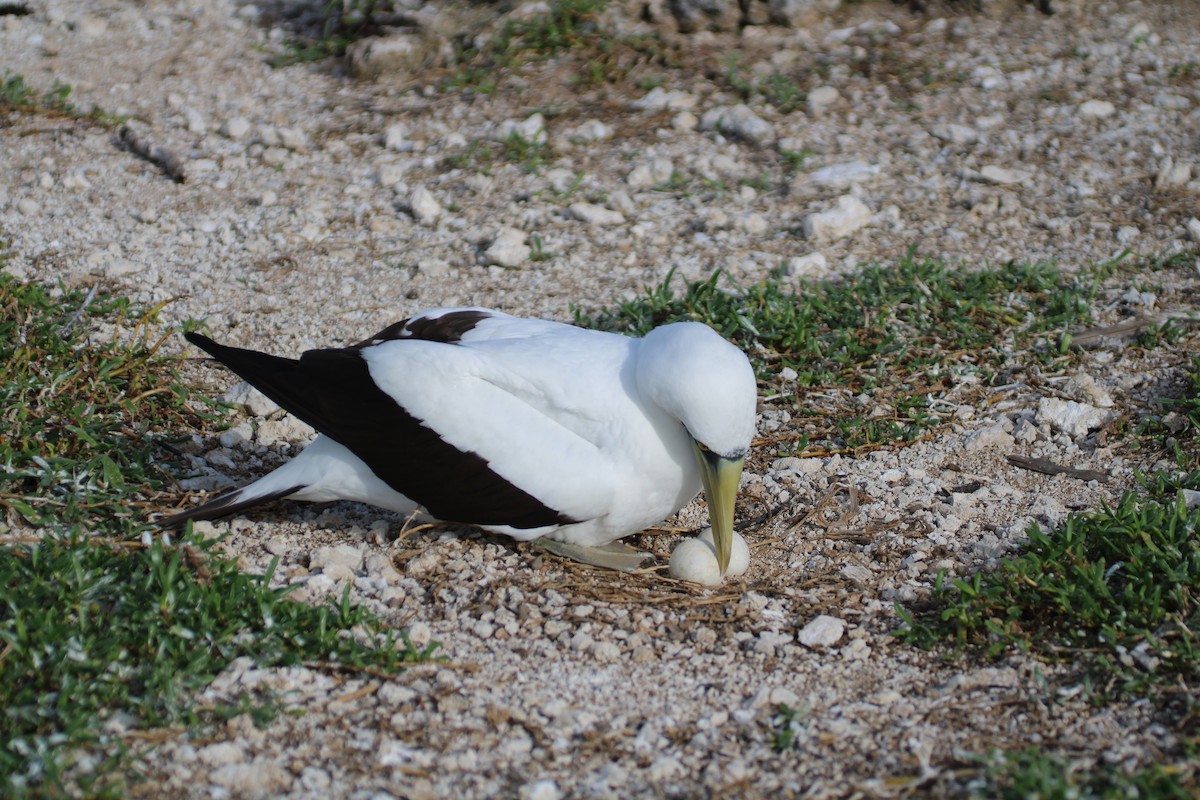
693 444 744 576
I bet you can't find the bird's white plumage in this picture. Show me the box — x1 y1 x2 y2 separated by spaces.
167 308 758 563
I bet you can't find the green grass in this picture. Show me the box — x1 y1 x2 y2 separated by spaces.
771 703 806 752
1 72 123 126
579 253 1096 452
580 253 1094 389
973 748 1195 799
724 57 806 114
0 272 432 795
444 131 549 175
895 351 1200 707
899 491 1200 698
1 534 432 796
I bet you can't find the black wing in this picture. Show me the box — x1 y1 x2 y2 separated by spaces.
184 330 574 529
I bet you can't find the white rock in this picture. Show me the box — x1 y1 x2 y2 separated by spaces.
1156 157 1192 189
1078 99 1116 119
626 157 674 189
484 228 531 267
518 780 561 800
672 110 698 130
222 381 278 417
801 195 872 241
1065 373 1114 407
1116 225 1140 244
311 543 364 574
747 686 801 710
979 165 1032 186
779 251 827 278
210 760 289 794
755 631 792 654
963 423 1014 452
184 107 207 134
740 213 768 235
346 33 436 79
17 198 40 216
805 160 880 188
798 614 845 648
566 119 613 142
256 416 316 446
807 86 839 115
840 564 873 586
261 146 288 166
699 104 776 144
220 116 252 140
568 202 625 227
1036 396 1113 439
384 123 411 152
1186 218 1200 243
631 87 696 111
931 123 979 145
77 15 108 37
407 621 432 649
494 113 547 145
408 186 442 225
1153 92 1191 110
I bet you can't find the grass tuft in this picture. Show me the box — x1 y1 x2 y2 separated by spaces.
897 490 1200 705
0 268 432 795
975 748 1195 799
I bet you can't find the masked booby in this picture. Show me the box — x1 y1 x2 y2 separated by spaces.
160 308 757 575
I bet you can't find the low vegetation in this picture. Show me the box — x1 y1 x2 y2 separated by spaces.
0 273 429 796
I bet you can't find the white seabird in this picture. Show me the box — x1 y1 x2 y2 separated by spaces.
160 308 757 574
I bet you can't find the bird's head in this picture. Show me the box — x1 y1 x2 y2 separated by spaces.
637 322 757 576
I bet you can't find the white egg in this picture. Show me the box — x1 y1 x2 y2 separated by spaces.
698 528 750 577
669 537 723 585
668 529 751 585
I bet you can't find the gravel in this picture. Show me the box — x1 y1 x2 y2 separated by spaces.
3 0 1200 795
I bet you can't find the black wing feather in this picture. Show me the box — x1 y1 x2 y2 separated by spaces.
184 331 573 529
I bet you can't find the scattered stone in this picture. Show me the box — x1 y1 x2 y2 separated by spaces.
310 544 364 575
778 252 827 277
1037 396 1114 439
220 116 252 140
222 382 278 417
408 186 443 225
1156 156 1191 189
494 113 547 145
484 227 532 267
804 160 881 189
626 157 674 189
1078 99 1116 119
931 123 979 145
346 33 439 79
1153 92 1191 110
798 615 845 648
564 119 613 142
1186 218 1200 243
978 165 1032 186
699 104 776 144
519 780 561 800
384 123 412 152
630 87 696 111
801 195 872 241
963 423 1014 452
568 202 625 227
806 86 839 115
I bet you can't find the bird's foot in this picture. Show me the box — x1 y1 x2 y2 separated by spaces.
534 539 651 572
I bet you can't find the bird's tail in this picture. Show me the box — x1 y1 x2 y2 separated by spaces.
156 475 306 527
